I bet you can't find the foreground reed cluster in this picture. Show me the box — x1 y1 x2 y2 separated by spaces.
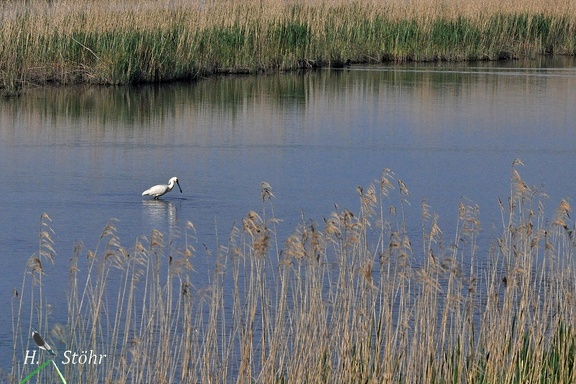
1 0 575 92
9 161 576 383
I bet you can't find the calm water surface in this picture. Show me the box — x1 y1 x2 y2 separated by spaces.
1 58 576 372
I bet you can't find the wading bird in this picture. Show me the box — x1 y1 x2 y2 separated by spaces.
32 330 56 356
142 177 183 199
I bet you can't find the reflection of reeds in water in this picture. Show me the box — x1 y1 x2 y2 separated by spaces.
11 161 576 382
1 0 575 92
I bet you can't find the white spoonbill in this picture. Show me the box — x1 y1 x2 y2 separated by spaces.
142 177 182 199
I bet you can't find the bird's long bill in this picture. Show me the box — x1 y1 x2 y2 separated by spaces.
176 180 183 193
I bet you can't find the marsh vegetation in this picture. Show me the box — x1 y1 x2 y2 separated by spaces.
10 163 576 383
1 0 575 92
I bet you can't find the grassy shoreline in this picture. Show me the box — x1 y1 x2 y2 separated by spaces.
10 164 576 383
1 0 575 92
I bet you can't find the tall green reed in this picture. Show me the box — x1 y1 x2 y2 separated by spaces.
1 0 575 92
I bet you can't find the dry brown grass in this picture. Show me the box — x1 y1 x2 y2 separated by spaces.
1 0 575 93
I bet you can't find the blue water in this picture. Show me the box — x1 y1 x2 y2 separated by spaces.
1 58 576 374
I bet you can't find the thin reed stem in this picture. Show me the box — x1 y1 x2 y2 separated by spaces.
11 166 576 382
1 0 576 92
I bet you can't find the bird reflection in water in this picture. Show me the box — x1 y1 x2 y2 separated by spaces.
142 199 178 231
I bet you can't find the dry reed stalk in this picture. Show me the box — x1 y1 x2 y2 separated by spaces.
1 0 576 92
11 163 576 382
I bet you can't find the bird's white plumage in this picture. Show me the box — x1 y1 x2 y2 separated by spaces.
142 177 182 199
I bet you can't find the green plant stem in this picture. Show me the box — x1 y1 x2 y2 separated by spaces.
19 359 51 384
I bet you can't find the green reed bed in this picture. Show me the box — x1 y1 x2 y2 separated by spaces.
1 0 575 92
9 162 576 383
